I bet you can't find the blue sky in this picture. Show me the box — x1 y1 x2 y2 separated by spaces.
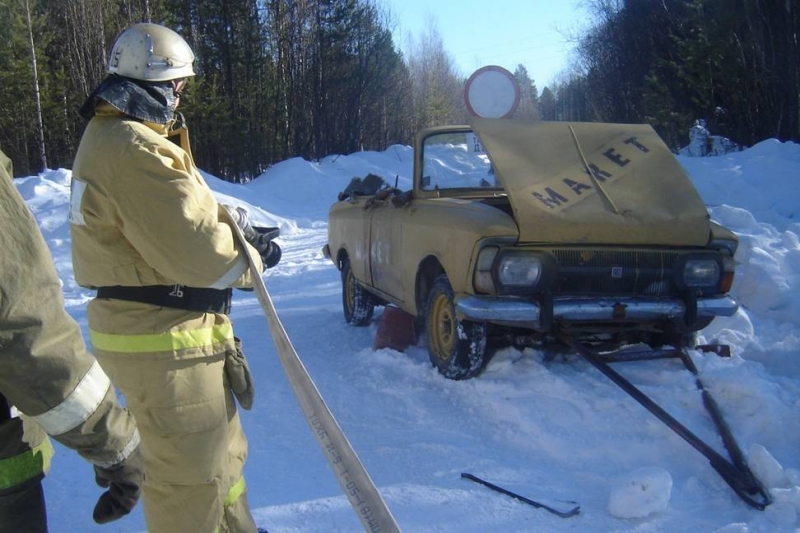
382 0 590 87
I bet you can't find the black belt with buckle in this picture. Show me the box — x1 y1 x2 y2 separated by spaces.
96 285 232 314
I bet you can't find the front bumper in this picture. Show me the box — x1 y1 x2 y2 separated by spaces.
455 294 738 326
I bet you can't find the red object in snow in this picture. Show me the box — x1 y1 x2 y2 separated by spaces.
373 306 417 352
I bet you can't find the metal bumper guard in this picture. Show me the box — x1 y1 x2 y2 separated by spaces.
455 294 739 324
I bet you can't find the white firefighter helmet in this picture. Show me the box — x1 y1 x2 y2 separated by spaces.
107 23 195 82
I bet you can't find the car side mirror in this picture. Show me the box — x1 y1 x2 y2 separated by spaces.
421 175 430 189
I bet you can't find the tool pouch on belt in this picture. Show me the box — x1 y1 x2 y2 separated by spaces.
225 337 255 410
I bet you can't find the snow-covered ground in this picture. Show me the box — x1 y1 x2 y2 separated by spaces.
17 137 800 532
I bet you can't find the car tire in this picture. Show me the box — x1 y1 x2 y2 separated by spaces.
341 258 374 326
425 274 488 380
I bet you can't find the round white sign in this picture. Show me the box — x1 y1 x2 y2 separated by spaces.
464 65 520 119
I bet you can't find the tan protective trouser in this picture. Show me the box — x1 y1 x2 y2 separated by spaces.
87 299 256 533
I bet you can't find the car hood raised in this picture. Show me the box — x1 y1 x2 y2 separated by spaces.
470 118 710 246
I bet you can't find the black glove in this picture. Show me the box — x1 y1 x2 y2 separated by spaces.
258 239 282 269
247 227 281 269
92 446 143 524
227 206 282 269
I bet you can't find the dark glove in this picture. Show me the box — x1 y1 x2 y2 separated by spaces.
258 240 282 269
227 206 282 269
225 336 255 410
247 227 281 270
92 446 143 524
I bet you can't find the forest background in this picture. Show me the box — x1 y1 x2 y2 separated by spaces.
1 0 798 181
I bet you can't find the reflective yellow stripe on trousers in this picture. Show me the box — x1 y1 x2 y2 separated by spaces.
0 439 54 491
209 476 247 533
224 475 246 507
89 322 234 353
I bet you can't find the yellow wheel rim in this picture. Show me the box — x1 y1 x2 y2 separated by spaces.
345 269 356 315
430 292 455 361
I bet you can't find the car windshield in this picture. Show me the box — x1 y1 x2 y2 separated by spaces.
421 130 503 192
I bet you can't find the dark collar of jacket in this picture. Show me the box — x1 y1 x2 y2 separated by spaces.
92 103 172 137
79 75 178 124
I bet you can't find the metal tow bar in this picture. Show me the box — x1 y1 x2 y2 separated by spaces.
558 332 772 510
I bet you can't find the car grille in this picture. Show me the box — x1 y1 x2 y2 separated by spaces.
549 249 681 296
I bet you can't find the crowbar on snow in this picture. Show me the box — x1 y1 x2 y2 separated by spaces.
461 473 580 518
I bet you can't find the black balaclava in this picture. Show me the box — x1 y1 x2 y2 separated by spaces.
79 74 179 124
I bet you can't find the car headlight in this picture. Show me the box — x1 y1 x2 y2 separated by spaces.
683 259 720 288
498 254 542 288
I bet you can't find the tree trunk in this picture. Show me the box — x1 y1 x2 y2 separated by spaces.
24 0 47 171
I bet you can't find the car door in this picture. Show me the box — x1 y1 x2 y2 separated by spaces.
367 196 405 303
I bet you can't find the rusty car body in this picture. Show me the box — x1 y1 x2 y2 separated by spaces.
324 118 739 379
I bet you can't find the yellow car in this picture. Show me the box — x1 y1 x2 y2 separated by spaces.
324 118 739 380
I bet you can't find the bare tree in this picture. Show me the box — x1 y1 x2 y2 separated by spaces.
406 17 463 129
23 0 46 170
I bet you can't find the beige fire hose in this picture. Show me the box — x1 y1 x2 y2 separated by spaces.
224 208 401 533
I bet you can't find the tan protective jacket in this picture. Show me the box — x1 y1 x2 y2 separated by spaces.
69 106 261 532
70 104 262 289
0 149 139 493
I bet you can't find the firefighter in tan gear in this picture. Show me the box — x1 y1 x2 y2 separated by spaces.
69 23 278 533
0 148 142 532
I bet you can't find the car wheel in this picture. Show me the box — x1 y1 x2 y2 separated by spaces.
341 258 374 326
425 274 487 380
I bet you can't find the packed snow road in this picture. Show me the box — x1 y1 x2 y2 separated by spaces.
230 225 798 532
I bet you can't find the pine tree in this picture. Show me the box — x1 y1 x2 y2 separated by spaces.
538 87 556 120
513 64 539 120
